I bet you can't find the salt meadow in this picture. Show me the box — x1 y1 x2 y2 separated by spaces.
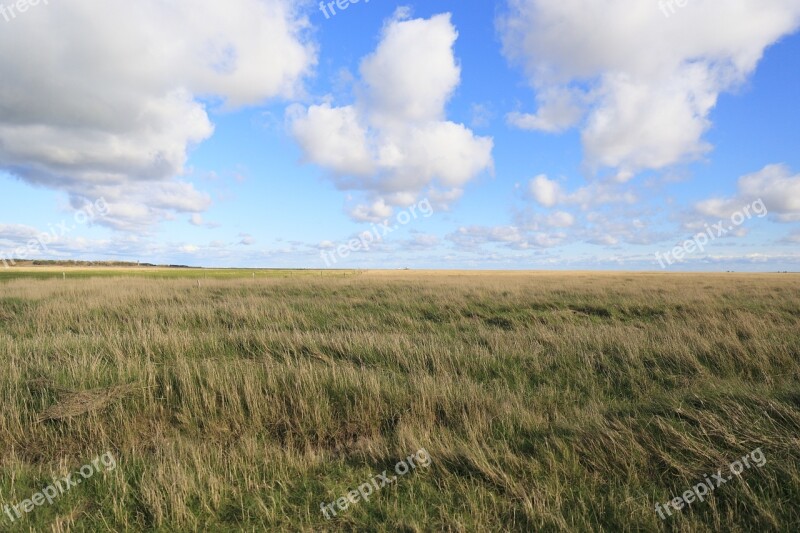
655 448 767 520
0 270 798 530
3 452 116 524
320 448 431 520
0 0 798 529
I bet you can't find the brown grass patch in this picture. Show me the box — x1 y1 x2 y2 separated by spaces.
37 382 140 422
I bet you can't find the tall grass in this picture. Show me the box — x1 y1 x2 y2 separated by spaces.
0 272 798 531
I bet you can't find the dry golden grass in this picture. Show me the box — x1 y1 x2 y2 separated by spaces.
35 382 140 423
0 270 798 531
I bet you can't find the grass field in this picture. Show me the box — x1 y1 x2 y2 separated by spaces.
0 267 357 283
0 269 798 531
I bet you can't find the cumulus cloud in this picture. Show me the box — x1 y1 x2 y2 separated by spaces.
0 0 315 230
507 87 585 133
511 202 670 249
289 11 493 219
529 174 562 207
238 234 256 246
547 211 575 228
447 225 566 250
349 198 395 223
500 0 800 175
696 164 800 222
528 174 636 209
581 212 669 246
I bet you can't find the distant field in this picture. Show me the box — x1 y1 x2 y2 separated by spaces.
0 267 360 282
0 271 798 531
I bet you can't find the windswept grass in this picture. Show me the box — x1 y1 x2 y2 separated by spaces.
0 271 798 531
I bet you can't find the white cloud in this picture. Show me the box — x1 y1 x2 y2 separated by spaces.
528 174 636 209
289 12 493 219
547 211 575 228
0 0 315 230
289 104 375 177
349 198 395 223
507 87 584 133
580 213 668 246
529 174 561 207
500 0 800 175
447 226 524 249
696 164 800 222
447 225 566 250
0 224 41 244
360 13 461 125
588 234 619 246
512 201 672 248
736 164 800 221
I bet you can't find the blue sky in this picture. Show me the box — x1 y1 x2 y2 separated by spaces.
0 0 798 270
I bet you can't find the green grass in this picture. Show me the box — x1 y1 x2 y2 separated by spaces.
0 271 798 531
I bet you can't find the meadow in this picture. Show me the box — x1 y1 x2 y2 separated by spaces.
0 269 798 532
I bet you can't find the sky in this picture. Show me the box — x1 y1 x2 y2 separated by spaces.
0 0 799 271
